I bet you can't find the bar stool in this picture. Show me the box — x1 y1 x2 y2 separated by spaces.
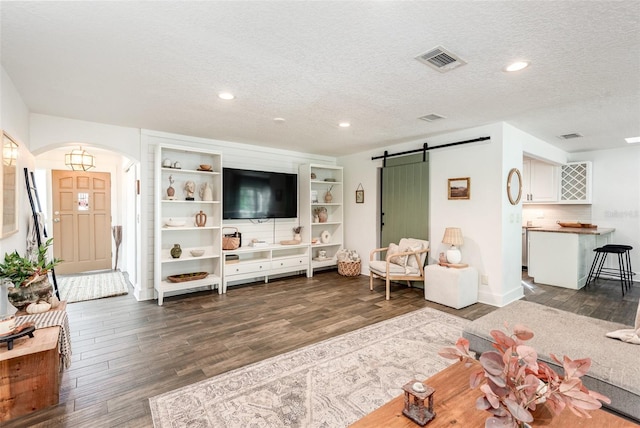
586 244 633 296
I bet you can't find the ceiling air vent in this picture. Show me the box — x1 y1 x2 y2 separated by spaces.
415 46 467 73
557 132 584 140
418 113 446 122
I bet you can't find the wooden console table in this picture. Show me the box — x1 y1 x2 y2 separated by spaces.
349 361 637 428
0 303 67 422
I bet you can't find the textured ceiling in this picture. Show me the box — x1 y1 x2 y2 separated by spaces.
1 1 639 156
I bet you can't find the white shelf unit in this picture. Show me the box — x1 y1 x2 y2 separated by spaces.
222 243 311 292
299 164 344 274
154 144 222 305
560 161 592 204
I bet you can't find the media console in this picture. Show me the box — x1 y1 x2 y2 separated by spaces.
222 243 311 292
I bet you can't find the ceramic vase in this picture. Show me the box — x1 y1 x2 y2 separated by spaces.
195 210 207 227
324 191 333 203
170 244 182 259
318 211 328 223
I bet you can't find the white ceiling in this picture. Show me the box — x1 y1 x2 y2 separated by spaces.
1 1 639 157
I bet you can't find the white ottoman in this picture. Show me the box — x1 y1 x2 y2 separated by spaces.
424 264 478 309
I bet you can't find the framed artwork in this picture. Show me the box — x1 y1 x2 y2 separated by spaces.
355 183 364 204
448 177 470 200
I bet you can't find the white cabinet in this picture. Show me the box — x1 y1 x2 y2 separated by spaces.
154 144 222 305
560 161 592 204
523 159 559 203
222 243 310 292
299 164 344 275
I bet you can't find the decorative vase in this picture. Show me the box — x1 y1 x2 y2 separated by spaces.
195 210 207 227
294 233 302 241
7 275 53 312
170 244 182 259
313 215 319 223
318 211 328 223
167 175 175 200
324 191 333 203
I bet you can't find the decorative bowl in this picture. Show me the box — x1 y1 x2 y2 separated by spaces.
199 164 212 171
190 249 205 257
165 219 186 227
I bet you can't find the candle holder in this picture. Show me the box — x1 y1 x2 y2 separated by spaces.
402 380 435 426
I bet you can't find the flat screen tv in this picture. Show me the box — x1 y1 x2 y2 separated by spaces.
223 168 298 219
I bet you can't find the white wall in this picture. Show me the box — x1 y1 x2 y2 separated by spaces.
0 66 34 257
29 113 141 161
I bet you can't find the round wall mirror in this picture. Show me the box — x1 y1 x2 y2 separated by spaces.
507 168 522 205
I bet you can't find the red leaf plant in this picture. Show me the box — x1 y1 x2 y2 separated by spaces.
438 323 610 428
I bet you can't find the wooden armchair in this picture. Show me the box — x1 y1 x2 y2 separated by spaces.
369 238 430 300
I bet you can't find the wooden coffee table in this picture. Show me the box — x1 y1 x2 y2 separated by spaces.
349 361 638 427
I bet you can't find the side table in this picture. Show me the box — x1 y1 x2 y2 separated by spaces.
424 264 478 309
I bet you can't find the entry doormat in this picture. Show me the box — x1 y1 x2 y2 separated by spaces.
58 271 129 303
149 307 468 428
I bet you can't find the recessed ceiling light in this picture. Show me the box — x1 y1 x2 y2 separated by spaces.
218 92 235 100
273 117 286 123
338 122 351 128
625 136 640 144
504 61 530 72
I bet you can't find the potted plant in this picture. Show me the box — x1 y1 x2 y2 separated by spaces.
0 238 61 311
293 226 303 241
439 323 610 428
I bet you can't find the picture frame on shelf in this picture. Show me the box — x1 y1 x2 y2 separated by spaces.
448 177 470 200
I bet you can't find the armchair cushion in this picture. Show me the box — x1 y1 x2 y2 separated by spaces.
399 238 429 269
369 260 420 276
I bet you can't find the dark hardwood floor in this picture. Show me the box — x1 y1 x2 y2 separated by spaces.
4 270 637 428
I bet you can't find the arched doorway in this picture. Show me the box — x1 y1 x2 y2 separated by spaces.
33 145 141 295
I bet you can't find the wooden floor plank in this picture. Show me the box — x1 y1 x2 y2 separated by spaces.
2 270 637 427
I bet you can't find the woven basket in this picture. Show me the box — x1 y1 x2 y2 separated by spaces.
338 260 361 277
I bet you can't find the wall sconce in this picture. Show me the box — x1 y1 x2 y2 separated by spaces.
65 146 95 171
2 137 18 166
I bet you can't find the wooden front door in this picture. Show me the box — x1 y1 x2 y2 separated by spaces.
51 170 112 274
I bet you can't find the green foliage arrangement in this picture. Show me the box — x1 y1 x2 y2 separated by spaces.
0 238 61 288
439 323 610 428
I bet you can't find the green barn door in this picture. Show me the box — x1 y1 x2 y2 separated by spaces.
380 154 429 248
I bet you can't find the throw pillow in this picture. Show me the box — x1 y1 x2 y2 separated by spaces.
388 243 407 266
405 244 424 269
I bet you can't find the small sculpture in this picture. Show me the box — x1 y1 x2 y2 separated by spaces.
195 210 207 227
167 175 176 200
184 180 195 200
199 182 213 201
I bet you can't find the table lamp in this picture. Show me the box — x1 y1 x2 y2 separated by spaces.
442 227 463 264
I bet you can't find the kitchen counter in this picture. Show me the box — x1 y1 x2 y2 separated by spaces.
528 228 614 289
526 226 615 235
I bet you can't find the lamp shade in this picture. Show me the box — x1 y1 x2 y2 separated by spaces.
442 227 463 246
65 147 95 171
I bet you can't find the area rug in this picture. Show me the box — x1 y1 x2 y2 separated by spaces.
57 271 129 303
149 307 469 428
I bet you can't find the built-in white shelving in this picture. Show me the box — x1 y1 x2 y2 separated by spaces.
154 144 222 305
299 164 344 274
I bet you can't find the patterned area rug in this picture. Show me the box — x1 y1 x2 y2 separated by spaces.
149 307 468 428
58 271 129 303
